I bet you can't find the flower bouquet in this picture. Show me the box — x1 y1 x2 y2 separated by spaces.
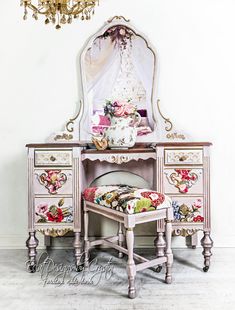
103 99 141 149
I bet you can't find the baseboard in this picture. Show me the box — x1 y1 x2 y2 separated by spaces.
1 234 234 249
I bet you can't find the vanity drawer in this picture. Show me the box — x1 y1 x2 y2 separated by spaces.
164 149 203 166
171 196 204 223
34 169 73 195
34 197 73 224
34 150 72 167
164 168 203 194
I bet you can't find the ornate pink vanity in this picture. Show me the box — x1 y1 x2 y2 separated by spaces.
26 16 213 273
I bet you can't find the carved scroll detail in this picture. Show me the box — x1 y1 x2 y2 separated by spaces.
38 170 67 194
108 16 130 23
37 228 72 237
173 228 201 237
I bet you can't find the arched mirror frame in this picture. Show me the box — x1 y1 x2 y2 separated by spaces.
78 17 160 143
49 17 188 143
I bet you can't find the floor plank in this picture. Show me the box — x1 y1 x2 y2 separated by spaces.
0 248 234 310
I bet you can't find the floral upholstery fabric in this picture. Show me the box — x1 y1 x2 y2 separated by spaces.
83 185 171 214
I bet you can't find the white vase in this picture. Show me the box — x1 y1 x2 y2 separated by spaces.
104 125 137 149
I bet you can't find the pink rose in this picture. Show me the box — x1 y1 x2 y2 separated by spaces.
114 105 125 117
124 103 135 115
36 203 49 216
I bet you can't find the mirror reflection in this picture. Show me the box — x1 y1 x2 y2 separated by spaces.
84 25 155 137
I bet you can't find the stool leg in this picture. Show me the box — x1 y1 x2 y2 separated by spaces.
118 223 124 258
165 218 173 284
74 232 82 271
126 228 136 299
84 208 89 269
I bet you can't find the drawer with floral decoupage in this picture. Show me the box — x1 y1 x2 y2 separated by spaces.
33 169 73 195
34 197 73 224
163 168 203 195
171 196 204 223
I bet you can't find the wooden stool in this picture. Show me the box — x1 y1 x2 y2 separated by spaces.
83 185 173 298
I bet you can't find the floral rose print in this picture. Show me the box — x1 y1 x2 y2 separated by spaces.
168 169 198 194
35 199 73 223
104 100 137 117
173 199 204 222
83 185 169 214
39 170 67 194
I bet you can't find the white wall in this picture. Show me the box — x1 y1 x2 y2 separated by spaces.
0 0 235 248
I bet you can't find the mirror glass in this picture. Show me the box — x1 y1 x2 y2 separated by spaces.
83 25 155 136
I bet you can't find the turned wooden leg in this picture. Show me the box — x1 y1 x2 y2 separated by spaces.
84 208 89 269
165 220 173 284
154 231 166 272
201 231 213 272
26 231 39 273
186 232 198 249
126 228 136 299
74 232 82 271
118 222 124 258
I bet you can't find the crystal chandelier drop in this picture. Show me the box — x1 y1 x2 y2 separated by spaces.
21 0 99 29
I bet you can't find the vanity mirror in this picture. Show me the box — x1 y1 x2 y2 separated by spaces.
81 18 156 142
51 16 181 144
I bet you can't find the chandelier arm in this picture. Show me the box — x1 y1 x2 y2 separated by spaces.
70 3 95 15
27 3 50 15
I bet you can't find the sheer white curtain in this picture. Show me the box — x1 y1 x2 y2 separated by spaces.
131 36 155 128
85 37 121 120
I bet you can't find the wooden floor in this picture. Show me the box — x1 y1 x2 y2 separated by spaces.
0 248 234 310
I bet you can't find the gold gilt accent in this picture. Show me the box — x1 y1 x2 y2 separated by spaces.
108 16 130 23
173 228 201 237
109 155 130 164
65 110 80 132
92 136 108 150
37 228 72 237
54 133 73 141
166 132 186 140
157 99 173 132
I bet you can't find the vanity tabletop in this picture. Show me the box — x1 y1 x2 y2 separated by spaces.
26 142 212 149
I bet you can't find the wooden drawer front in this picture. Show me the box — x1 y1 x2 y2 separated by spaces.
171 197 204 223
35 197 73 224
164 149 203 165
164 168 203 194
34 150 72 167
34 169 72 195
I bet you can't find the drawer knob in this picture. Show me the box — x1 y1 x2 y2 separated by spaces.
179 155 188 162
50 155 56 162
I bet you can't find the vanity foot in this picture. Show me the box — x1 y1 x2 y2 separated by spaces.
201 231 213 272
155 265 162 273
26 231 39 273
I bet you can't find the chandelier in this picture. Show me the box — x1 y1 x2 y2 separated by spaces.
21 0 99 29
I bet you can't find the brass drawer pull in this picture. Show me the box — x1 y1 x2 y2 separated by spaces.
179 155 188 162
50 155 56 162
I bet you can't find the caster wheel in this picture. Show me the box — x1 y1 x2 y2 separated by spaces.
118 252 124 258
155 265 162 273
203 266 209 272
128 289 136 299
76 265 84 272
28 265 36 273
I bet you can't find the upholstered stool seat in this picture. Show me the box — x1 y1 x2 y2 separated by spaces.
83 185 171 214
83 185 173 299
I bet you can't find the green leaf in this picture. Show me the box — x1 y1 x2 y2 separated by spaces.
58 198 64 207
